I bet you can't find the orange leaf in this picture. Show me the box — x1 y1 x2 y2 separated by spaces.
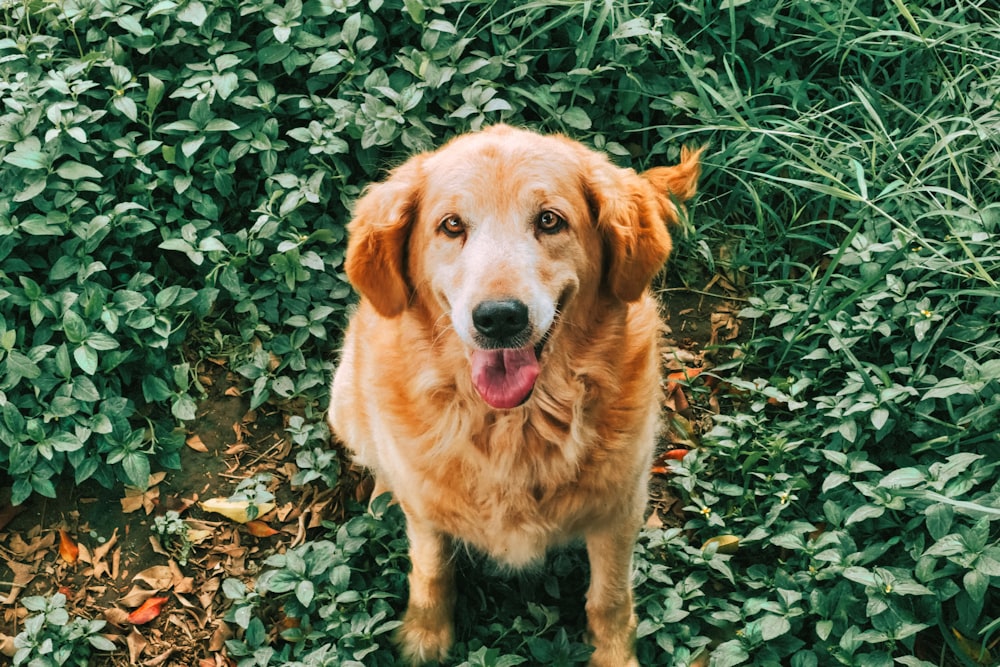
59 529 79 564
662 448 690 461
127 596 169 625
246 520 279 537
185 435 208 452
651 466 673 476
666 366 705 384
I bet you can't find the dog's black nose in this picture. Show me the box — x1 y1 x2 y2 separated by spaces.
473 300 530 341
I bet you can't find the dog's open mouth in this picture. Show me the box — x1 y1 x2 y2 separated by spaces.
470 346 539 409
470 332 552 410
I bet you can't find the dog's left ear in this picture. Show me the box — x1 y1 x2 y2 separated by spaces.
590 146 703 302
344 156 425 318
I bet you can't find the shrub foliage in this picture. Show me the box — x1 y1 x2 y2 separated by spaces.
2 0 1000 665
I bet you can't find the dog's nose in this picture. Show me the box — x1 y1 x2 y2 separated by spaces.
472 300 530 341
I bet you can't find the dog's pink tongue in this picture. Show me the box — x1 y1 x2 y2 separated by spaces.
471 347 540 409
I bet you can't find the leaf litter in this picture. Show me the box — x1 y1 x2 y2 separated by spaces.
0 364 353 666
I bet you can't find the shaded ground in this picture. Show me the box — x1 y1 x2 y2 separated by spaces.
0 288 744 666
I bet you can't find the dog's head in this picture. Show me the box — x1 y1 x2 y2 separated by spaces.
344 125 702 409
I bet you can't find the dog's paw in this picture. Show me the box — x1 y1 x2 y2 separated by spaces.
588 652 639 667
396 606 454 665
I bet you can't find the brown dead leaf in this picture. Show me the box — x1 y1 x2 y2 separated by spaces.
0 632 15 658
8 530 56 559
127 627 148 662
133 565 177 591
91 529 119 580
145 647 178 666
121 472 166 515
186 435 209 453
58 529 79 564
208 621 231 652
104 607 131 627
709 305 742 346
224 443 249 456
224 386 242 397
0 558 34 605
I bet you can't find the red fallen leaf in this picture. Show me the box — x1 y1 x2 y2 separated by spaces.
59 529 79 564
127 596 169 625
246 520 279 537
58 585 73 597
662 448 690 461
651 466 672 476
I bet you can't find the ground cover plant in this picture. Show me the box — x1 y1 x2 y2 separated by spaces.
1 0 999 665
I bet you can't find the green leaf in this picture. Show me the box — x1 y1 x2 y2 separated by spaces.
89 635 118 652
760 614 791 641
113 95 139 122
74 345 99 375
561 107 592 130
122 450 151 488
142 375 172 402
172 395 198 421
878 467 925 489
177 0 207 25
3 146 48 170
295 579 315 607
711 639 750 667
845 504 885 526
5 350 41 380
146 74 165 109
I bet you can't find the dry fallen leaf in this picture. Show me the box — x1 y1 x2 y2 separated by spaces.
90 529 119 580
702 535 740 555
120 472 166 514
246 520 279 537
186 435 209 453
127 596 169 625
127 627 147 662
200 497 275 524
58 529 79 564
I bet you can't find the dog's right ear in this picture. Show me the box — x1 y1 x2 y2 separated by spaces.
344 157 424 318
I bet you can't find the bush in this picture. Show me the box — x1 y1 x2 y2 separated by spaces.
0 0 695 504
3 0 1000 664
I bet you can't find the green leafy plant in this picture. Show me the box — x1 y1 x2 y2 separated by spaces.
229 473 277 523
12 593 116 667
152 509 194 566
3 0 1000 664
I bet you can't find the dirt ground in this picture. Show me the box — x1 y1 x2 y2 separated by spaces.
0 288 744 667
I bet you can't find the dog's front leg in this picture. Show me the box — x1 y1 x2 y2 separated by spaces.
584 522 641 667
397 516 456 665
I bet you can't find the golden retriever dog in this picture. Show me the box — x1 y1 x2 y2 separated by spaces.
328 124 701 666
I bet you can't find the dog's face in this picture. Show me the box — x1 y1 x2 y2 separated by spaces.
344 125 701 409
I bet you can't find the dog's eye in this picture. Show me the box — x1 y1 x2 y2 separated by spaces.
536 211 567 234
439 215 465 238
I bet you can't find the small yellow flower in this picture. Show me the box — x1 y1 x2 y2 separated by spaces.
920 309 933 318
700 507 712 517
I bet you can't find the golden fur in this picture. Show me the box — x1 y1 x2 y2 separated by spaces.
328 125 702 666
